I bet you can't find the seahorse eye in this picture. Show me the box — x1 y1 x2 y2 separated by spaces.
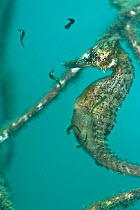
89 54 94 59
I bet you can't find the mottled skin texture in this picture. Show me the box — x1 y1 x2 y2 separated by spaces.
64 37 140 176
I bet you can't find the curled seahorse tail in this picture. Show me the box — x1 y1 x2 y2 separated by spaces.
88 142 140 177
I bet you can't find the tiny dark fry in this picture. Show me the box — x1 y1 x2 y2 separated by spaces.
65 18 75 29
19 29 25 48
49 70 61 89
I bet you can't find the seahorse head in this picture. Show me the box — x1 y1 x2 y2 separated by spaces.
63 37 120 71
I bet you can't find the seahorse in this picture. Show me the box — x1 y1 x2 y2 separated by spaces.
64 37 140 177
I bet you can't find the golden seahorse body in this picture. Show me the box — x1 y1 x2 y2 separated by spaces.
64 37 140 177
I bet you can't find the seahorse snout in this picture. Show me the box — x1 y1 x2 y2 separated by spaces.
63 57 90 69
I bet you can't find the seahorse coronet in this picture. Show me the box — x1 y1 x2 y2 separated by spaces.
67 37 140 177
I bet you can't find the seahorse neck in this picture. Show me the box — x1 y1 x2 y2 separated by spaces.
113 49 134 80
108 50 134 98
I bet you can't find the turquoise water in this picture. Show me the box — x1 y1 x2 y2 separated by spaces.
1 0 140 209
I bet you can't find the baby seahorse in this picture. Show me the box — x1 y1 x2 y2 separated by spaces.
64 37 140 177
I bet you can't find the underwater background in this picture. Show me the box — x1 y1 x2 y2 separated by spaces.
0 0 140 209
